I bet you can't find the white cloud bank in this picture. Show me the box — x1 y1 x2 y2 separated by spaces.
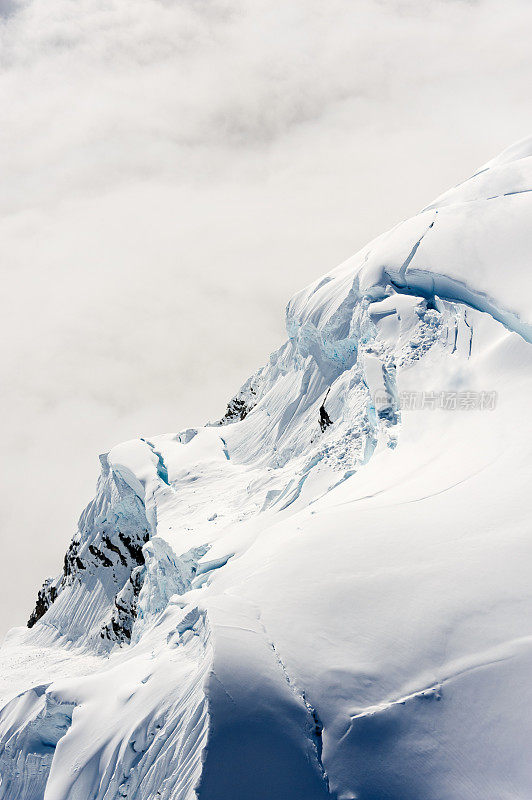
1 0 532 637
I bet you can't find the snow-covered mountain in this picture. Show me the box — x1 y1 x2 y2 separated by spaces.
1 139 532 800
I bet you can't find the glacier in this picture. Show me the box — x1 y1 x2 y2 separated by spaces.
1 138 532 799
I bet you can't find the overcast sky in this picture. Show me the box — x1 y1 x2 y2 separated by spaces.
1 0 532 639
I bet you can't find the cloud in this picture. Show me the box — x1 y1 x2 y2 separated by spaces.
1 0 532 637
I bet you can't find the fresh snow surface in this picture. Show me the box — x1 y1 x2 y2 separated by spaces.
1 140 532 799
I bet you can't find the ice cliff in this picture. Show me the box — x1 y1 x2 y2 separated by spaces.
1 138 532 799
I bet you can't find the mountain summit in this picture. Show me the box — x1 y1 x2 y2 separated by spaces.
1 139 532 800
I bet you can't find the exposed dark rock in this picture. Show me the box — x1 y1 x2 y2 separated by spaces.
118 530 149 564
319 388 333 432
27 453 152 645
27 579 58 628
88 544 114 568
101 534 128 567
100 565 145 643
218 386 257 424
63 539 85 579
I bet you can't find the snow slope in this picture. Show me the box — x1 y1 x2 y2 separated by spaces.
1 138 532 799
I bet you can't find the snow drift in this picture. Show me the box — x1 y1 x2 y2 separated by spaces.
1 138 532 799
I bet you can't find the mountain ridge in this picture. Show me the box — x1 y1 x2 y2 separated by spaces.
2 138 532 799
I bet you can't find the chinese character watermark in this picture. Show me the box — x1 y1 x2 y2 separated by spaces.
374 389 497 412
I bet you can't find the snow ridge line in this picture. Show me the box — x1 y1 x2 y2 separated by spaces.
423 185 532 212
387 267 532 344
397 216 436 280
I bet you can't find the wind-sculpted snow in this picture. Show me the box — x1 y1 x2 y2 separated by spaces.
2 140 532 799
27 452 153 647
0 685 74 800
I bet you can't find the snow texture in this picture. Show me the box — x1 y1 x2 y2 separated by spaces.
1 139 532 799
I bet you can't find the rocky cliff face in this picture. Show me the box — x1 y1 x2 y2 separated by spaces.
27 453 151 647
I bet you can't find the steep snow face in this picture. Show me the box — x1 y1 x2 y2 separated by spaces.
26 452 153 648
2 139 532 800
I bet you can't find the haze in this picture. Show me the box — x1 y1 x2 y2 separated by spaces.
1 0 532 638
